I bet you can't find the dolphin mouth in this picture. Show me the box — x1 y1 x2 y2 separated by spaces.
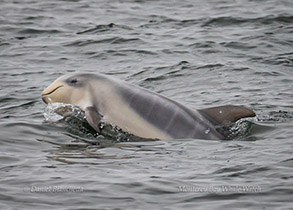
42 85 63 96
42 85 63 104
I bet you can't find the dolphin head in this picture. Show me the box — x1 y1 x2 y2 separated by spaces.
42 73 93 109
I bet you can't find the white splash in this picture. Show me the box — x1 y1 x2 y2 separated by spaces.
43 103 84 122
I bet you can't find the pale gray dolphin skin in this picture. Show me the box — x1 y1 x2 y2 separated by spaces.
42 73 255 140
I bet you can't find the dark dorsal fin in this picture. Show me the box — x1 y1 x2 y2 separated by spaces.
198 105 256 126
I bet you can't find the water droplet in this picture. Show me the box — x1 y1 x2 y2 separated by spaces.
205 128 210 134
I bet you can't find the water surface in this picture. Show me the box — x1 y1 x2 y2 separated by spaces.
0 0 293 209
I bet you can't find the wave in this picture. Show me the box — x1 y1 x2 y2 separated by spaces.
202 15 293 27
64 37 143 47
17 28 62 34
77 23 133 34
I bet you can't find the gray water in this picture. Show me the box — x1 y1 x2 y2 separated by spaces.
1 0 293 209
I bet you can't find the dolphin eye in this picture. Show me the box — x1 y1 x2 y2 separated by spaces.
70 78 78 84
66 77 82 86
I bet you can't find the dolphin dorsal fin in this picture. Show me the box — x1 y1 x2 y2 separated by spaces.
198 105 256 126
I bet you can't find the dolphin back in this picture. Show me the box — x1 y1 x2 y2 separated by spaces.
117 82 225 140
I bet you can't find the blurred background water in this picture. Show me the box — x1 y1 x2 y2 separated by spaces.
0 0 292 209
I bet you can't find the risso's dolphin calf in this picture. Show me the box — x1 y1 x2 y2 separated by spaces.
42 73 255 140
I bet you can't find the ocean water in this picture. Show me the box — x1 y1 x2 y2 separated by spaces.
0 0 293 209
